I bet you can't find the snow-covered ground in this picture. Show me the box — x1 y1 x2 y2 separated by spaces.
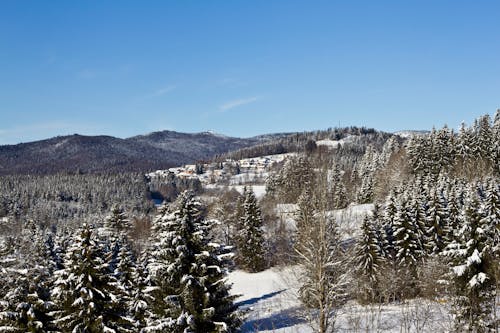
229 267 454 332
331 203 374 239
315 135 357 149
205 184 267 199
274 203 374 240
229 267 308 333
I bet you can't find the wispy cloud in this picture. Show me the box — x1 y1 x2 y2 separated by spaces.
147 85 176 98
219 96 260 112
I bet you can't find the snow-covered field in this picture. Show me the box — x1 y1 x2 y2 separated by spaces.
229 268 455 332
229 267 307 333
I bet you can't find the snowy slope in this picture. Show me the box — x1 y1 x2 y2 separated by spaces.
229 267 310 333
229 268 454 332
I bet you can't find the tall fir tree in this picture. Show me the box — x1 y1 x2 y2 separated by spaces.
235 187 266 273
445 189 497 332
147 191 241 333
393 193 423 298
353 214 384 303
50 223 133 332
0 226 55 332
425 187 451 254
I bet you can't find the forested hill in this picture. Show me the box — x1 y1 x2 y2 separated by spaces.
0 127 391 176
0 131 267 175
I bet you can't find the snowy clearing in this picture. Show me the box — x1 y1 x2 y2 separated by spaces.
229 267 455 332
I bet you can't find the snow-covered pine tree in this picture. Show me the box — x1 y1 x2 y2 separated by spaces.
353 214 384 303
266 156 314 203
114 235 138 315
129 252 154 331
444 188 497 332
294 188 316 256
101 206 133 274
447 186 463 242
103 205 132 240
406 134 431 174
329 163 348 209
456 121 473 162
482 179 500 253
493 110 500 174
408 190 428 257
433 125 456 173
482 179 500 305
425 187 451 255
476 114 494 165
381 190 398 261
295 205 347 333
235 187 266 272
0 226 55 332
393 192 424 298
146 191 241 333
51 223 133 332
357 146 377 203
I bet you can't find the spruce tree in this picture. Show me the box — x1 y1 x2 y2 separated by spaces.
393 193 423 298
445 190 497 332
235 187 266 272
482 180 500 253
425 187 451 254
295 207 347 333
381 191 398 260
353 215 384 303
130 253 154 331
329 163 347 209
51 223 133 332
0 224 55 332
147 191 241 333
294 188 316 256
492 110 500 174
104 205 132 239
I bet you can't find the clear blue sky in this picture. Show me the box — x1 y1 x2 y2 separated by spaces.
1 1 499 144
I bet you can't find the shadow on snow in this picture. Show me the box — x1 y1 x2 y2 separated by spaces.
240 306 306 332
237 289 287 307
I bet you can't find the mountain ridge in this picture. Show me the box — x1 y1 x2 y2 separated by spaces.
0 130 269 175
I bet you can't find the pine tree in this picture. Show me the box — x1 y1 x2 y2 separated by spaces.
103 205 132 242
130 252 154 331
492 110 500 174
147 191 241 332
294 188 316 256
51 223 133 332
357 146 377 203
353 215 384 303
393 193 423 298
114 235 138 315
358 173 374 204
381 191 398 260
407 135 429 174
0 224 55 332
457 122 474 162
329 163 348 209
476 115 494 164
408 191 428 257
0 268 53 333
425 187 451 254
235 187 266 272
482 180 500 253
444 189 497 332
297 213 347 333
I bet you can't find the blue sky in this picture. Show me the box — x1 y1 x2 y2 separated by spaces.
1 1 499 144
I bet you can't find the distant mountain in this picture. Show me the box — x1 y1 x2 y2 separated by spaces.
0 131 265 175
